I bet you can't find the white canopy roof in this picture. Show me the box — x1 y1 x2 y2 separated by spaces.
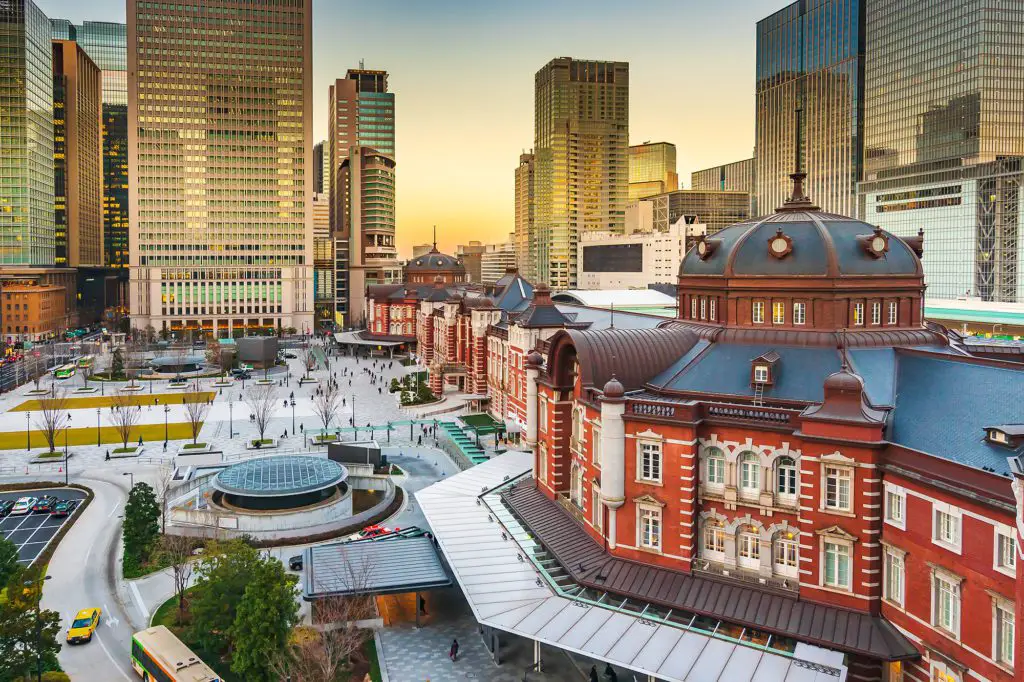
416 452 847 682
551 289 676 308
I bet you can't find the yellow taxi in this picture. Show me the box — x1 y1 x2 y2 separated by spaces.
66 607 101 644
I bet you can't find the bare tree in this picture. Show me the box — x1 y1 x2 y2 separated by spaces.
205 339 229 376
34 389 70 452
162 533 194 623
243 382 277 443
108 390 142 448
301 343 318 380
312 381 342 438
124 333 146 388
182 390 210 445
271 553 377 682
152 463 174 534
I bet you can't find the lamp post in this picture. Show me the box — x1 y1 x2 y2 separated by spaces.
229 400 234 439
64 414 71 458
163 405 170 445
25 411 31 451
96 407 101 447
123 471 134 488
290 398 296 433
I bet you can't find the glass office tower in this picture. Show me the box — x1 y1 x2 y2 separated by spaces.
629 142 678 202
51 20 129 271
858 0 1024 303
534 57 629 289
0 0 55 266
127 0 314 338
755 0 864 217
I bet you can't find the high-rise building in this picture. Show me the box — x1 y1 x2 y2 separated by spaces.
480 235 516 285
313 140 328 195
51 20 129 272
858 0 1024 303
533 57 629 289
127 0 314 338
0 0 55 267
691 157 757 215
456 241 486 283
312 192 334 329
337 147 398 326
628 142 678 202
411 244 432 258
52 40 103 269
646 189 751 236
755 0 864 217
329 68 396 323
513 152 536 282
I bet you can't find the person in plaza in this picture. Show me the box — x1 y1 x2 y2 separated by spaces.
590 666 599 682
449 639 459 662
604 663 618 681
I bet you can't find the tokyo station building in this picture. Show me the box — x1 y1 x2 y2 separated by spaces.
410 179 1024 682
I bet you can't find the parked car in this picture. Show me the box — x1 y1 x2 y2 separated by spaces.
10 497 36 515
235 371 251 380
0 500 15 517
32 496 58 513
288 555 303 571
66 607 101 644
283 352 297 359
52 499 78 517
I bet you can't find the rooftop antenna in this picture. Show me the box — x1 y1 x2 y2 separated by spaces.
777 105 819 212
359 58 365 70
609 301 615 329
432 225 437 251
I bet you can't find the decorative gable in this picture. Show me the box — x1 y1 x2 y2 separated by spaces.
815 525 858 542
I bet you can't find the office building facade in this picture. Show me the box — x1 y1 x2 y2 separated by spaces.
329 69 396 323
480 236 516 285
514 152 536 282
628 142 678 202
647 189 751 235
312 192 333 329
858 0 1024 303
577 221 705 290
691 157 757 215
456 241 486 283
755 0 864 217
127 0 314 338
533 58 628 289
52 39 103 269
0 0 55 267
313 140 327 195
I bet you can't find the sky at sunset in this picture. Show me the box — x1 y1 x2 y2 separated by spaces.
38 0 785 256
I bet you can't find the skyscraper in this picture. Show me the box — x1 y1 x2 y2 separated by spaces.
513 152 536 282
755 0 864 217
312 192 333 328
858 0 1024 303
533 57 628 289
628 142 678 201
127 0 314 338
329 69 396 323
0 0 55 267
51 20 129 272
52 39 103 269
313 140 328 195
691 157 757 215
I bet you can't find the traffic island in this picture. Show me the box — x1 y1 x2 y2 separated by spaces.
29 451 72 464
73 387 99 394
111 445 142 458
179 442 211 455
246 438 278 450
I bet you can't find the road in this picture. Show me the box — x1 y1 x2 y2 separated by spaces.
40 471 137 681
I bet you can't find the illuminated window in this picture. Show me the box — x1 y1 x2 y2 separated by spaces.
772 301 785 324
853 302 864 325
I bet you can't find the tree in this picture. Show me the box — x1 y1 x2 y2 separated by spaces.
0 568 61 682
108 391 142 449
228 556 299 682
0 536 18 588
206 339 228 376
110 346 125 379
33 389 69 453
312 381 342 436
189 539 260 655
162 533 195 624
243 382 277 443
123 482 160 569
182 390 209 445
124 333 146 388
152 463 174 534
300 343 318 379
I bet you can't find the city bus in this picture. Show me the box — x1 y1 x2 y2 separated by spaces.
76 355 93 371
53 363 76 379
131 626 220 682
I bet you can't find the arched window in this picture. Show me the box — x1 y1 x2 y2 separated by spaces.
773 530 799 578
703 447 725 488
702 519 726 560
737 525 761 570
569 462 583 507
738 452 760 497
571 406 584 447
776 456 797 500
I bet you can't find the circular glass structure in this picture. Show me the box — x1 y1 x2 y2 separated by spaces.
149 354 207 373
213 456 348 511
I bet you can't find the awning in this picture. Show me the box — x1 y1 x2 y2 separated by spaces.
303 535 451 599
416 453 848 682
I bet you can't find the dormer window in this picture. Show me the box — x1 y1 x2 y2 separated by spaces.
751 350 780 386
985 426 1023 449
753 365 769 383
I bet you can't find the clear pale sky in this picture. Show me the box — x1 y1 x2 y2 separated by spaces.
37 0 786 257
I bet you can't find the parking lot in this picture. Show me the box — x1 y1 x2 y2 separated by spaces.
0 488 87 565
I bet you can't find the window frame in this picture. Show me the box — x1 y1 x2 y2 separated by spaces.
773 532 799 578
704 447 725 489
884 485 906 530
709 298 716 321
853 302 865 326
737 529 761 570
637 504 662 552
753 365 769 383
887 301 898 325
752 300 765 324
592 484 603 533
691 297 697 319
703 521 726 561
737 452 760 498
993 525 1016 577
539 441 548 483
591 425 602 467
772 300 785 324
775 456 797 501
931 503 962 554
793 301 806 325
822 539 852 590
822 465 852 512
883 545 905 607
993 599 1015 668
699 297 707 320
637 440 662 484
931 568 961 638
871 301 881 325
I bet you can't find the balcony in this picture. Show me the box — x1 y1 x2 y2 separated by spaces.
556 493 586 525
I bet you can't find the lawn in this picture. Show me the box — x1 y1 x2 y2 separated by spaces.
0 422 200 450
11 391 215 412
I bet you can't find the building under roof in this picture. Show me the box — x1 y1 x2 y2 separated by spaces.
551 288 677 316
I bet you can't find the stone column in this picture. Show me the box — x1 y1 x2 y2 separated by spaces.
524 353 541 451
600 377 626 549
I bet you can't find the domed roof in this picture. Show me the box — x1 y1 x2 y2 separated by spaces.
213 455 347 498
406 246 466 273
680 211 922 279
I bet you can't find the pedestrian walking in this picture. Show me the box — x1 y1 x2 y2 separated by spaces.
449 639 459 662
590 666 599 682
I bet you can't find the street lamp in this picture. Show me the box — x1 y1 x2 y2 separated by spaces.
64 414 71 458
229 400 234 439
163 404 170 445
290 397 296 433
96 407 101 447
25 411 31 451
122 471 134 488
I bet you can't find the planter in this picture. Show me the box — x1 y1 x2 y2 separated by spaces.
30 452 72 464
25 389 50 396
166 382 189 390
179 442 211 455
298 377 319 385
255 379 275 386
211 380 232 388
73 387 99 394
245 438 278 451
111 446 141 458
121 384 145 392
